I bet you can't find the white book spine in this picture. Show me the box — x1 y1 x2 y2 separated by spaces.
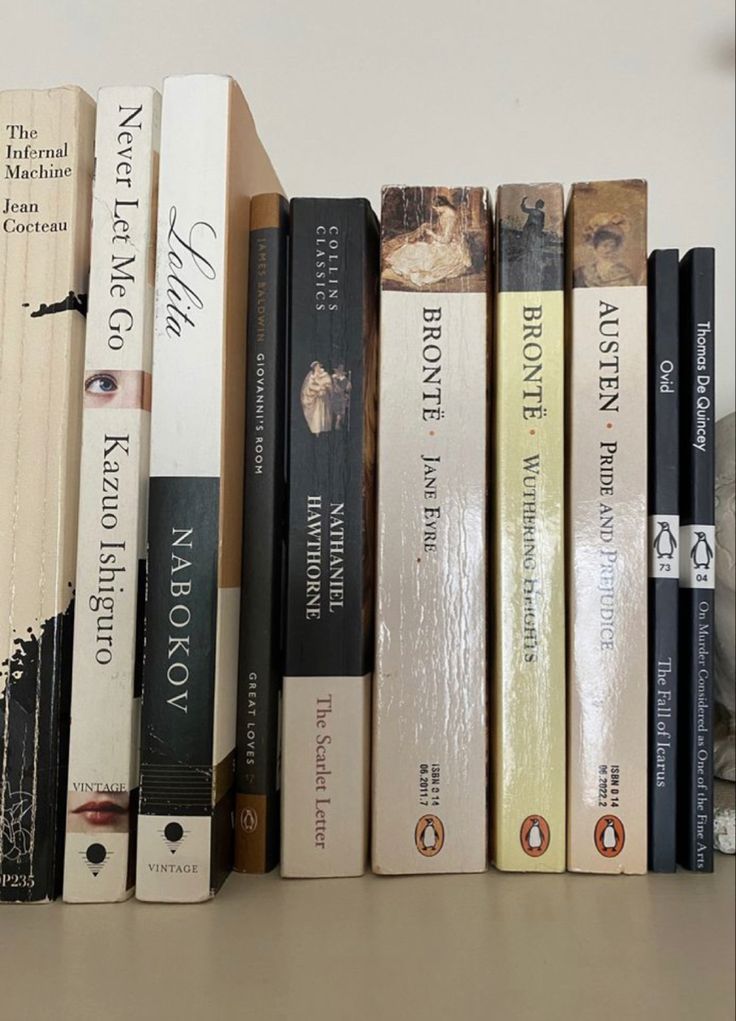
63 87 160 903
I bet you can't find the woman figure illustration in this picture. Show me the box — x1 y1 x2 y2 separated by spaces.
574 213 636 287
383 194 472 288
520 196 545 244
300 361 334 434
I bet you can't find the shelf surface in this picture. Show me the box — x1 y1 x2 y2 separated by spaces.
0 856 733 1020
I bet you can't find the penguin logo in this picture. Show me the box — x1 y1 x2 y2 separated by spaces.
594 815 625 857
415 814 445 857
520 815 551 857
653 521 677 559
239 807 258 834
690 531 714 571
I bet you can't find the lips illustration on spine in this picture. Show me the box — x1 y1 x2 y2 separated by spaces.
71 801 128 827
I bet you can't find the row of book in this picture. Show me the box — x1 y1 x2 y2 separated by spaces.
0 76 716 904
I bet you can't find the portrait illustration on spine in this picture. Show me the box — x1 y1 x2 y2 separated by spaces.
300 360 352 435
381 187 488 292
571 180 647 288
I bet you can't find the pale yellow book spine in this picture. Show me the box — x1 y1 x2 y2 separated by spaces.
492 183 566 872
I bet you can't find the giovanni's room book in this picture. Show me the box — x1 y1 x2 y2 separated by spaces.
566 179 648 874
0 87 95 902
372 185 489 875
136 74 280 902
281 197 378 878
234 194 289 874
677 247 715 873
63 87 160 903
492 183 566 872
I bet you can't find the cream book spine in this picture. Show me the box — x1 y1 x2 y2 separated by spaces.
372 186 489 874
492 183 566 871
0 86 95 902
63 87 160 903
135 74 280 902
567 179 648 874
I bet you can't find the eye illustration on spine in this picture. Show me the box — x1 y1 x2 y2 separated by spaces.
83 369 151 411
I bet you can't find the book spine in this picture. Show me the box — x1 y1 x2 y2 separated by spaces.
136 75 280 901
0 87 95 902
677 248 715 873
567 180 648 874
372 186 489 874
62 87 160 902
234 194 289 874
493 183 565 872
281 198 378 877
647 249 679 873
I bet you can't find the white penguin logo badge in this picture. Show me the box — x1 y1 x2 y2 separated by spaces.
653 520 677 560
594 815 625 857
690 531 714 571
415 814 445 857
520 815 550 857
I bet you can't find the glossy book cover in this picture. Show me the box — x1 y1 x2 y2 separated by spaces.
493 183 566 872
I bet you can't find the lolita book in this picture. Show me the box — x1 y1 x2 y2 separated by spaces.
677 248 715 873
136 75 280 902
567 180 648 874
647 250 680 873
492 184 565 872
0 87 95 902
281 198 378 878
234 194 289 874
63 87 160 902
372 186 489 874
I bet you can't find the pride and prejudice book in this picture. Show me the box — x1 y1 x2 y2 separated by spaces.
281 197 379 878
373 186 489 874
136 75 280 902
0 87 95 902
63 87 160 902
234 194 289 874
678 247 715 873
492 183 566 872
647 249 680 873
567 180 648 874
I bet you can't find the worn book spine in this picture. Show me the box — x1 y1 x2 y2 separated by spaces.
234 194 288 874
62 87 160 903
492 183 565 872
677 248 715 873
0 87 95 902
567 179 648 874
282 197 378 878
136 74 281 902
647 249 680 873
372 186 489 874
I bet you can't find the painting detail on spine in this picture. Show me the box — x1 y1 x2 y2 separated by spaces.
381 187 487 292
497 183 564 292
571 181 647 288
300 361 352 435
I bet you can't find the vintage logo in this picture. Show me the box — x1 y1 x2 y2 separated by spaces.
415 815 445 857
594 815 625 857
239 807 258 834
520 815 551 857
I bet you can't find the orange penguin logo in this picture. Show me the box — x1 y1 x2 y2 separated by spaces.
594 815 625 857
415 815 445 857
520 815 551 857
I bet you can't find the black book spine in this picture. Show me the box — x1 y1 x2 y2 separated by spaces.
234 195 289 873
677 248 715 873
647 250 680 872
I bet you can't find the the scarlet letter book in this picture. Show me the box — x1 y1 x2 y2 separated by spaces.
567 179 648 874
281 197 378 878
0 87 95 902
136 75 280 902
372 186 489 874
63 87 160 903
492 183 566 872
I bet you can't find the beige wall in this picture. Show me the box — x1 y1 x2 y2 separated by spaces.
2 0 733 416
